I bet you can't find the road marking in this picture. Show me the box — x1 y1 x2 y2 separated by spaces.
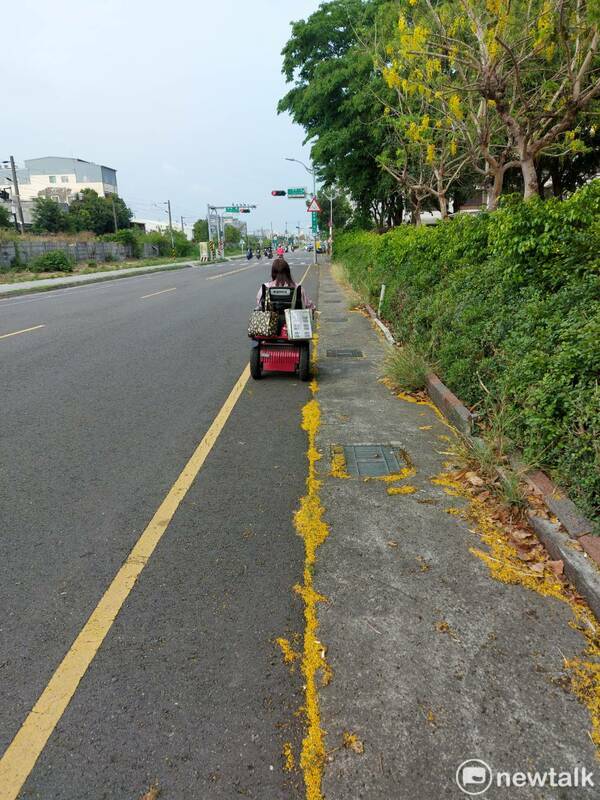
140 287 177 299
0 364 251 800
0 273 189 307
299 264 312 284
0 324 45 340
206 263 261 281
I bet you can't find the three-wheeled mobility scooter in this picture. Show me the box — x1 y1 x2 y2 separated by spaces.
249 284 313 381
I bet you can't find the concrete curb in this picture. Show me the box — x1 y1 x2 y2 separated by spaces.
528 513 600 621
364 296 600 593
425 372 474 436
364 303 395 345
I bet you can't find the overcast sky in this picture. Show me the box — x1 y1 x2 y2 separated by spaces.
5 0 321 234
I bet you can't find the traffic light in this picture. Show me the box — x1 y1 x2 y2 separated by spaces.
240 208 251 213
271 190 286 196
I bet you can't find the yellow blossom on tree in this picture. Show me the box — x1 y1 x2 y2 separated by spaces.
449 94 463 120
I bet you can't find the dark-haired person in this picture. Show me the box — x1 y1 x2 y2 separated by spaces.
255 258 316 311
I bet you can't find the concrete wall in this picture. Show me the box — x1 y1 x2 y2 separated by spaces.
0 240 128 268
0 240 160 267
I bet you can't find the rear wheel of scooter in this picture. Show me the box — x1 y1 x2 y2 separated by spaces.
250 346 262 380
299 343 310 382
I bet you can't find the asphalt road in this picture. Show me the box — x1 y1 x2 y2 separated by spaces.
0 252 318 799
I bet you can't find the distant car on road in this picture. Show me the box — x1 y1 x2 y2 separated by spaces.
305 243 314 251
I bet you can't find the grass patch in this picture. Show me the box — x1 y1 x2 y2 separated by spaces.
384 345 430 392
331 261 363 305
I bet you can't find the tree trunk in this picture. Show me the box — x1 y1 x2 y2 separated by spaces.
410 197 422 225
551 164 563 199
438 193 449 219
521 155 539 199
487 167 505 210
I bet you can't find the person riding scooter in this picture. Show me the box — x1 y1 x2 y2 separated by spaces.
246 247 253 260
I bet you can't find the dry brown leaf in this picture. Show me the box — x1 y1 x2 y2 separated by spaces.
516 549 535 562
511 529 533 543
140 786 160 800
387 541 399 548
528 563 545 575
548 560 564 576
465 472 485 486
342 731 365 754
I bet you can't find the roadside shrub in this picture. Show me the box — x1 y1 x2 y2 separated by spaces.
103 228 142 258
104 252 115 263
334 180 600 524
30 250 74 273
384 345 430 392
142 230 194 257
87 260 97 268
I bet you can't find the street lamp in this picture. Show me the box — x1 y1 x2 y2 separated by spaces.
285 157 318 265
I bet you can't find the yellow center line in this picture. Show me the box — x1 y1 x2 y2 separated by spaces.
0 364 251 800
140 287 177 299
206 263 261 280
299 264 312 285
0 324 45 340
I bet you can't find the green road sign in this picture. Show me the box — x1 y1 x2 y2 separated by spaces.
225 206 240 213
287 187 306 198
311 212 318 233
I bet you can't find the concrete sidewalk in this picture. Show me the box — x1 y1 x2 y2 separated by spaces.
314 264 598 798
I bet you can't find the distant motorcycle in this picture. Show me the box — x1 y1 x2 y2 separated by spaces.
246 249 253 260
256 249 262 259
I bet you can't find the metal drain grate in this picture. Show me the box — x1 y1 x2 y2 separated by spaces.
342 444 404 477
327 348 363 358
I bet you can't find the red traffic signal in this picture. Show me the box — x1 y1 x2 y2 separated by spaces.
271 190 286 196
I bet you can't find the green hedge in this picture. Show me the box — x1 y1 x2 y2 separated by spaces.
334 181 600 525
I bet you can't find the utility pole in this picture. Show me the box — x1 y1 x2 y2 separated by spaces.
10 156 25 233
165 200 174 250
111 196 118 232
180 215 185 233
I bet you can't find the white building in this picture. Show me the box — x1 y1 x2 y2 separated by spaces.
0 157 118 204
